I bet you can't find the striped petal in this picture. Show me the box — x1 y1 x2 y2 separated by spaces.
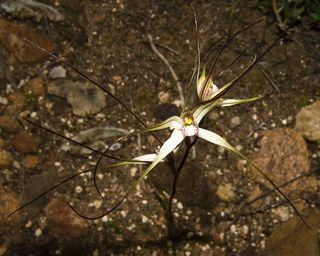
217 96 263 107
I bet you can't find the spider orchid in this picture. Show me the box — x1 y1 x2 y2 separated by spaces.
70 54 309 231
70 57 280 219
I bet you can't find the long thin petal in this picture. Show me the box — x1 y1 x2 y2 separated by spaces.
198 128 311 229
193 100 220 124
133 153 158 162
217 96 263 107
118 116 182 141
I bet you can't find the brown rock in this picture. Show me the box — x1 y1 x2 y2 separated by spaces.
264 209 319 256
0 188 21 229
44 197 89 238
22 154 40 169
0 137 5 148
0 150 13 168
24 77 45 96
216 183 236 202
250 128 311 194
0 18 54 62
7 90 25 108
295 101 320 143
0 115 20 133
10 131 39 153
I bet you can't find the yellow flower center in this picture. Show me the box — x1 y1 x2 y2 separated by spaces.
183 116 193 126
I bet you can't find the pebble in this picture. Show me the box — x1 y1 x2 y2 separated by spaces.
230 116 241 128
49 66 67 79
0 96 8 104
158 91 170 103
216 183 235 202
44 197 89 238
0 115 20 133
93 200 102 209
250 128 312 194
295 101 320 143
23 77 45 96
0 18 55 62
22 154 40 169
252 114 258 120
10 131 38 153
141 215 148 223
75 186 83 193
48 80 107 117
0 149 13 168
35 228 42 237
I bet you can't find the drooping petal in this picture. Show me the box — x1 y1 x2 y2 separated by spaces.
197 128 310 229
100 129 184 216
217 96 263 107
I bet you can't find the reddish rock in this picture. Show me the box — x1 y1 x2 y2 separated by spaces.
250 128 313 194
0 18 54 62
0 137 4 148
0 115 20 133
0 188 21 228
7 90 25 108
10 131 39 153
24 77 46 96
22 154 40 169
0 150 13 168
44 197 89 238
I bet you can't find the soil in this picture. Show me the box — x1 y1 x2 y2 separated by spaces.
0 0 319 255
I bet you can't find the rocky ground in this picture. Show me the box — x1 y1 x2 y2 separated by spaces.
0 0 319 255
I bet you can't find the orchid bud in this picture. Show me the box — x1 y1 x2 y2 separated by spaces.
197 67 219 102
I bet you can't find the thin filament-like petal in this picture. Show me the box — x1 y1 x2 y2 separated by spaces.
198 128 310 229
217 96 263 107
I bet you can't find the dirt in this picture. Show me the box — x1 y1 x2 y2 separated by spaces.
0 0 319 255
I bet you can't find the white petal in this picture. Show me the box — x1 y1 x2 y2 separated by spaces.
193 100 220 124
133 154 158 162
125 129 184 194
169 119 183 130
197 128 235 151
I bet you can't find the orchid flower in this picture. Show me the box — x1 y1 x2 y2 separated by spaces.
71 58 277 220
69 48 308 230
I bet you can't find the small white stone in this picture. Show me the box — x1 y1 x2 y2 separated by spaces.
281 119 287 125
177 202 183 209
94 200 102 209
102 216 108 222
35 228 42 237
75 186 83 193
141 215 148 223
54 162 61 167
49 66 67 79
30 112 37 118
130 167 138 177
120 210 127 217
25 220 32 228
0 96 8 105
252 114 258 120
142 200 148 205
